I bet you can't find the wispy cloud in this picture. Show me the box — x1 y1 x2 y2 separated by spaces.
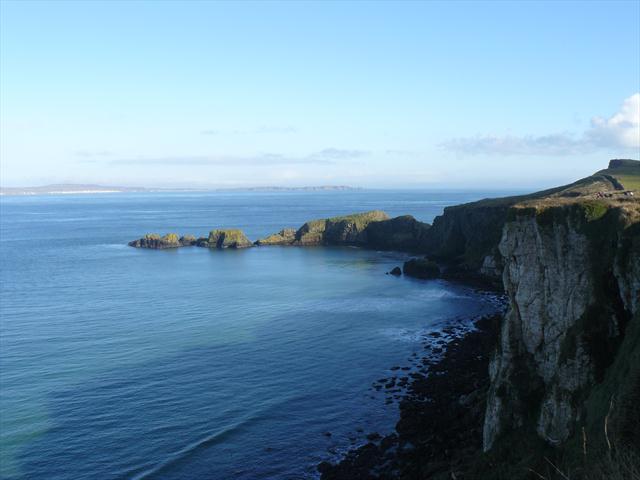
75 149 114 157
310 148 369 160
107 148 368 167
440 93 640 156
109 155 331 167
200 125 297 136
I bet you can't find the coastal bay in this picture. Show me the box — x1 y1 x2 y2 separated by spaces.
0 190 505 480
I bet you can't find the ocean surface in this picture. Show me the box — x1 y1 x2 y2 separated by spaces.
0 190 515 480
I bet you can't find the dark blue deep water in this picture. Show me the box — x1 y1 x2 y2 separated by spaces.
0 190 512 480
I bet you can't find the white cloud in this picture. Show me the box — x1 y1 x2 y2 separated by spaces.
441 93 640 156
440 133 588 156
587 93 639 149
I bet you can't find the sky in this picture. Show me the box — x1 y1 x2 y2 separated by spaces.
1 0 639 189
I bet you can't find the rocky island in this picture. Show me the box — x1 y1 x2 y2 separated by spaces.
128 159 640 479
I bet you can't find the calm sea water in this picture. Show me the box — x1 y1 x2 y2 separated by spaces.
0 190 513 480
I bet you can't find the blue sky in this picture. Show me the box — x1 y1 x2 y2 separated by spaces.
1 0 638 188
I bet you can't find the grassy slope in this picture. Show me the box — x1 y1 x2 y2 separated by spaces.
595 159 640 192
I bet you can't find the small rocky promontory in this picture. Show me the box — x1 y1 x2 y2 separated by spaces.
254 228 296 246
128 233 184 249
129 229 253 249
199 229 253 249
256 210 430 250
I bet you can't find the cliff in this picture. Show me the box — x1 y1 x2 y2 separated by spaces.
422 160 640 474
484 199 639 460
420 159 639 282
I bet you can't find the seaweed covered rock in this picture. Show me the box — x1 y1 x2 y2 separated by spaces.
402 258 440 279
128 233 182 249
206 229 253 249
255 228 296 246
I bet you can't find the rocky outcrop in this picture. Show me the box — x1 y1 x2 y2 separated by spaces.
365 215 430 251
294 210 391 245
179 235 197 246
255 228 296 246
205 229 253 249
128 233 183 249
256 211 430 251
402 258 440 279
483 200 640 452
388 266 402 276
129 230 253 249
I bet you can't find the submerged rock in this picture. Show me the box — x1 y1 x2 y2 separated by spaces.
254 228 296 246
206 229 253 249
402 258 440 279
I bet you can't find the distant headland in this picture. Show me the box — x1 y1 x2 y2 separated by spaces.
0 184 360 196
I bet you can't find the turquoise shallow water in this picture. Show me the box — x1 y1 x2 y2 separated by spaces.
0 190 512 479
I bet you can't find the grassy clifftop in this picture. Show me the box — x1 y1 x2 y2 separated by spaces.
422 159 640 274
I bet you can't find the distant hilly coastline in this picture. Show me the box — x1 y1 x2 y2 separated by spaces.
0 184 360 196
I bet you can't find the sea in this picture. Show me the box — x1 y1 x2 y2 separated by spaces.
0 190 515 480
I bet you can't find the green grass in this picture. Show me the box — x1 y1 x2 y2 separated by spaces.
614 174 640 192
596 160 640 192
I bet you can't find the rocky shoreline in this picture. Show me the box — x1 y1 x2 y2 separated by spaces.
318 309 504 480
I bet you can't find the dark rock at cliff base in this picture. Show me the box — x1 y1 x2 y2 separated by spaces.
128 233 182 249
205 229 253 249
402 258 440 279
254 228 296 246
388 266 402 276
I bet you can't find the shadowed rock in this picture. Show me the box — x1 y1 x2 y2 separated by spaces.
403 258 440 279
365 215 430 251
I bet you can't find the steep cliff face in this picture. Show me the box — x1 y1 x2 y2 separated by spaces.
483 200 640 453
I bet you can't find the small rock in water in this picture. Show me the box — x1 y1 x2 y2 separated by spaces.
388 266 402 276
